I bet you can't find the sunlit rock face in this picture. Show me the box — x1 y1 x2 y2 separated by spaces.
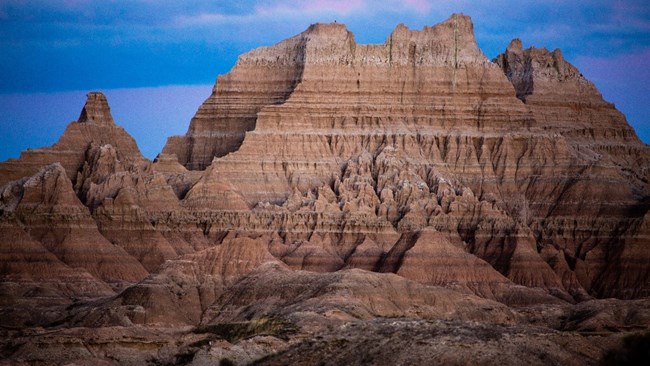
0 14 649 366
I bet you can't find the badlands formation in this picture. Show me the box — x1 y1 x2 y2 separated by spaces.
1 14 649 365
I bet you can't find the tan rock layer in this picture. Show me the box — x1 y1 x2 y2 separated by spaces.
0 15 648 323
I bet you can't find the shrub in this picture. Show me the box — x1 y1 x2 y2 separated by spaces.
192 316 298 342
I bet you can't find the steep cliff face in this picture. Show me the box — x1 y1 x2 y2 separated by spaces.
163 15 530 171
494 39 650 299
161 30 309 170
207 17 531 205
495 38 649 181
157 14 649 300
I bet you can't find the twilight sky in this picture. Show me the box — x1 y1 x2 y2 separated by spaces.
0 0 648 160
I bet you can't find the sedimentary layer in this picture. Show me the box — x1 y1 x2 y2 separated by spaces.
0 14 648 354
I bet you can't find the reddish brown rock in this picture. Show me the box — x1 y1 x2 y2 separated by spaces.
4 163 149 286
76 235 282 326
0 92 145 187
0 14 649 366
159 14 648 301
161 30 308 169
2 14 648 305
33 15 644 305
205 262 518 326
0 223 114 298
391 229 566 305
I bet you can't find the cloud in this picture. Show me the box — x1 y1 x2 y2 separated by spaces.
403 0 432 13
4 1 646 52
174 0 368 27
173 12 232 26
258 0 367 15
171 0 455 29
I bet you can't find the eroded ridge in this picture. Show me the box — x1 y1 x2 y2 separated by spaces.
1 14 649 366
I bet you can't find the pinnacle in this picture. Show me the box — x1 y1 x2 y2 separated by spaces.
507 38 524 53
77 91 115 126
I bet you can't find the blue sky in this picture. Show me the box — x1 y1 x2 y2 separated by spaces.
0 0 648 160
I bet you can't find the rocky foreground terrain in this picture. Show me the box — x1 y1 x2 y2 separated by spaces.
1 14 649 365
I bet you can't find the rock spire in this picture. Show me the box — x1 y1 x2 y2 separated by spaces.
78 92 115 125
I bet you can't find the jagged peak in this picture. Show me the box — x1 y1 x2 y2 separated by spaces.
20 162 84 208
439 12 474 28
389 13 476 40
394 22 409 31
237 15 487 68
506 38 523 53
495 37 605 106
498 41 586 83
236 21 356 67
386 13 487 65
78 92 115 126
